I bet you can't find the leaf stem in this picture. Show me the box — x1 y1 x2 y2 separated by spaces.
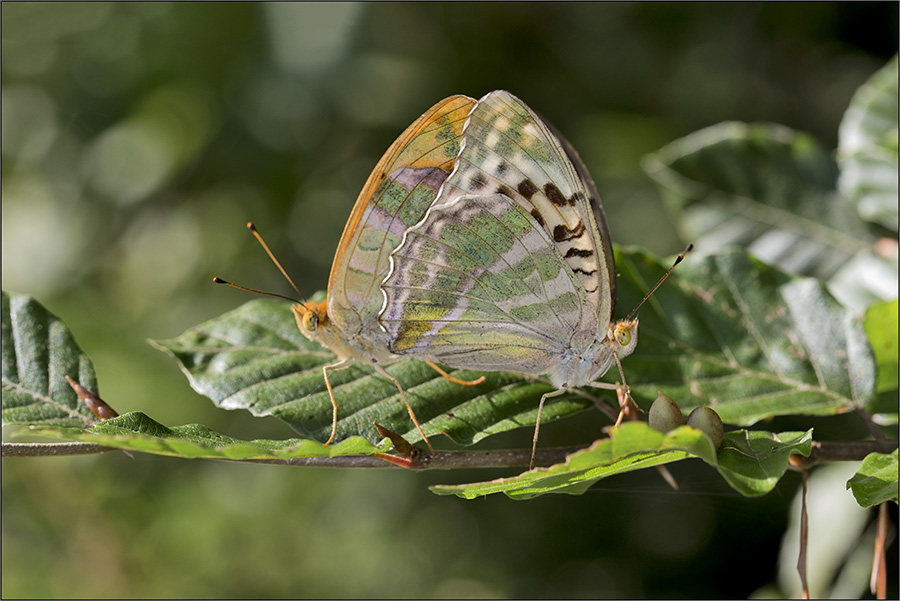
855 407 887 442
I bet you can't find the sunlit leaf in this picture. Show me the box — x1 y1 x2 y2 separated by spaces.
847 448 899 507
864 299 899 395
28 411 382 460
715 429 813 496
1 290 98 428
430 423 812 499
838 55 899 231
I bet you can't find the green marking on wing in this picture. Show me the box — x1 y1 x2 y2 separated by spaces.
329 95 477 335
430 91 613 320
382 193 595 370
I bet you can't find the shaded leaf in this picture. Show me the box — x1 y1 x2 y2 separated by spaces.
430 423 812 499
1 290 98 428
643 122 867 280
614 248 875 426
29 411 382 460
847 449 899 507
838 55 899 231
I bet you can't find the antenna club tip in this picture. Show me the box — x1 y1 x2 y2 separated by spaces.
673 243 694 266
212 277 226 284
247 222 257 232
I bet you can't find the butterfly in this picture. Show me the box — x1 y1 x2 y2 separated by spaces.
291 94 486 450
379 90 643 466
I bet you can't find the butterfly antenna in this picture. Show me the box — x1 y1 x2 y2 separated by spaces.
245 222 308 303
625 243 693 321
212 277 300 303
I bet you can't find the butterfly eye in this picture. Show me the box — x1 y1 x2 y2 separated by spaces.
615 325 632 346
302 311 318 332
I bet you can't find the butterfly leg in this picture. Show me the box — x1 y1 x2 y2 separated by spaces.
589 354 636 426
531 387 568 470
372 363 435 453
322 359 355 446
424 360 486 386
587 380 635 426
613 387 642 427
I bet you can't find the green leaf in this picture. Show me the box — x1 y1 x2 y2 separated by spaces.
29 411 382 459
431 422 714 499
151 298 591 446
847 448 899 507
430 423 812 499
715 429 813 496
643 122 867 280
614 248 875 426
160 248 875 448
1 290 99 428
864 299 899 395
838 55 899 231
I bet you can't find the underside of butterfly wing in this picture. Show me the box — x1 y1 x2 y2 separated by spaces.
325 95 477 348
433 91 616 331
381 192 598 377
551 121 618 321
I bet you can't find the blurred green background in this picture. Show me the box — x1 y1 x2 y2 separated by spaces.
2 3 896 598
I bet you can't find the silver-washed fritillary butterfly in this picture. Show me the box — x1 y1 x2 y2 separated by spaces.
292 94 486 450
380 90 646 465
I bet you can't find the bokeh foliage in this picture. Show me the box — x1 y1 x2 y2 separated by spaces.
2 3 897 598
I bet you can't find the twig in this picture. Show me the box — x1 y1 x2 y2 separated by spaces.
872 502 888 599
797 468 810 599
856 407 887 442
5 439 897 469
231 445 588 470
789 440 899 469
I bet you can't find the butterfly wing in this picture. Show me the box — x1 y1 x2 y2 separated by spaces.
551 122 618 320
326 95 477 337
381 192 596 374
434 90 617 332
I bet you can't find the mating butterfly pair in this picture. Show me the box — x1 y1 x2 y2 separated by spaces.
293 91 641 463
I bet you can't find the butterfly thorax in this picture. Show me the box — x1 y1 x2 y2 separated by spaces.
292 301 394 365
548 318 639 389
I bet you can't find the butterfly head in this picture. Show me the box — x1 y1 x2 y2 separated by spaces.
292 301 330 343
607 318 639 360
564 318 638 389
292 299 362 363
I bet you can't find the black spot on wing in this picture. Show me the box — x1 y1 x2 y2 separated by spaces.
517 179 539 200
496 161 509 176
565 247 593 258
553 221 585 242
496 184 514 198
573 267 598 276
530 208 545 227
470 172 487 190
545 182 574 206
